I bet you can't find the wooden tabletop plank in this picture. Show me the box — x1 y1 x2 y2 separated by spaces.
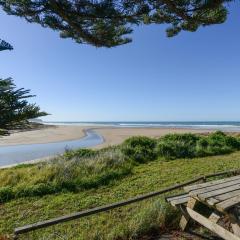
206 197 219 206
166 193 189 201
215 189 240 201
184 175 240 192
189 178 240 196
206 190 240 206
170 197 189 206
197 184 240 201
166 193 189 206
216 195 240 212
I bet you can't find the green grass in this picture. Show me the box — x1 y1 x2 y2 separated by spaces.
1 149 240 239
1 132 239 204
0 147 133 203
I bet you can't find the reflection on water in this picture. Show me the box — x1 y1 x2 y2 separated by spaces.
0 129 103 167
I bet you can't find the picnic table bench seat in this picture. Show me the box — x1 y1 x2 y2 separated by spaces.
166 193 189 207
166 174 240 240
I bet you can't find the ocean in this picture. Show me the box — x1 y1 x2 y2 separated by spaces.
44 121 240 132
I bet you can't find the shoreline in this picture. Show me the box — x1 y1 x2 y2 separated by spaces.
0 124 213 147
0 125 90 146
0 125 237 169
0 155 55 169
0 128 104 169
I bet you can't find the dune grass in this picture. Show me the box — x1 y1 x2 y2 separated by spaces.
1 131 240 205
1 148 240 239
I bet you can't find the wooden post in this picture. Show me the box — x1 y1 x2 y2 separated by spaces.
180 197 197 231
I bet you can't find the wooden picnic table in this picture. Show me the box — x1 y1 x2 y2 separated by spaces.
167 175 240 240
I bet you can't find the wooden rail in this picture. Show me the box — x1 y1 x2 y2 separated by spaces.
14 168 240 239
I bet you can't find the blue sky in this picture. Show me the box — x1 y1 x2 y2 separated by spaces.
1 3 240 122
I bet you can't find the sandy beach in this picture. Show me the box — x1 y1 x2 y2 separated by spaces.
0 125 87 146
0 125 210 147
93 127 211 148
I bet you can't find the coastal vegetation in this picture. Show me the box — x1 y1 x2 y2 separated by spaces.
1 131 240 239
0 1 233 47
0 131 239 203
0 78 48 134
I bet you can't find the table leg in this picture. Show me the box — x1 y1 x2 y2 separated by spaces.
186 207 240 240
229 211 240 237
180 197 198 231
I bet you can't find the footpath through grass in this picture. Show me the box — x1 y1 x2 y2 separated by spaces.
1 150 240 239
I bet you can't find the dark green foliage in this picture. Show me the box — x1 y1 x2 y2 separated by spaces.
0 78 48 131
0 1 232 47
0 186 14 203
64 148 96 160
15 183 58 198
157 131 240 159
121 136 157 163
157 133 199 159
196 131 240 156
0 38 13 51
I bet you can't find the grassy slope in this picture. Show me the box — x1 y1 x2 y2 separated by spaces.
1 152 240 239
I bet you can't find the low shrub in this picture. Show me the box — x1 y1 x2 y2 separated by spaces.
64 148 96 160
121 136 157 163
0 187 14 203
157 134 199 159
157 131 240 159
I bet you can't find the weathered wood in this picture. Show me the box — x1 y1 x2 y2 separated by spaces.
215 189 240 201
166 193 189 206
179 197 197 231
184 175 240 192
208 212 221 223
180 215 189 231
189 178 240 197
205 197 219 206
166 193 189 201
171 197 189 206
207 189 240 206
186 207 240 240
198 184 240 202
232 223 240 237
229 213 240 237
216 196 240 212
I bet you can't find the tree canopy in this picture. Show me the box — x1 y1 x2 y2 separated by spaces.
0 39 13 51
0 0 232 48
0 78 48 131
